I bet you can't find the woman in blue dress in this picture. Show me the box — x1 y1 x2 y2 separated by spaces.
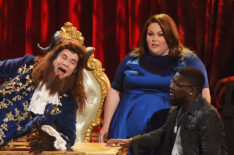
99 14 210 154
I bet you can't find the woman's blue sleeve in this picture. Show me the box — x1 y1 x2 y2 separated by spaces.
0 54 35 79
185 54 209 88
111 54 132 92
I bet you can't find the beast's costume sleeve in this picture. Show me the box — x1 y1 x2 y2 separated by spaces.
44 95 77 149
54 109 76 148
0 54 35 79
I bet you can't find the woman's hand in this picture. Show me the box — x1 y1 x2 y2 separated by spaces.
99 126 109 143
99 87 120 142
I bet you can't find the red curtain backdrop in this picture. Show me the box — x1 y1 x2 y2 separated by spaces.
0 0 233 97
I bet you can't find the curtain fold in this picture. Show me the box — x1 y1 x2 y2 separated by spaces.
0 0 233 92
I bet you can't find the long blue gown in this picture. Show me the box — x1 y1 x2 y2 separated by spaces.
109 51 209 154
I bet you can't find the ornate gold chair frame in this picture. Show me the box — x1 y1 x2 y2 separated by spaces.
76 54 110 143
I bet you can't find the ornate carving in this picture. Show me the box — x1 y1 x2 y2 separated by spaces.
82 55 110 142
59 22 84 45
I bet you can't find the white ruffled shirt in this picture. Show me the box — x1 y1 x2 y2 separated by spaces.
28 82 59 114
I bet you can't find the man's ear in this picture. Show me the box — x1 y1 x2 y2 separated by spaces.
185 87 196 96
189 87 197 96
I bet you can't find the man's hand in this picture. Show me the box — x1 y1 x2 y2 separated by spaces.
106 138 131 148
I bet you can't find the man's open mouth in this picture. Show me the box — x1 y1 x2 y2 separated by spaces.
58 67 67 73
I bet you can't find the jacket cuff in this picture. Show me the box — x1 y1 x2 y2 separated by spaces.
41 125 67 150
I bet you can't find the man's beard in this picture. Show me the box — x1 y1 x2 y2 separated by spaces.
170 96 187 107
40 65 76 95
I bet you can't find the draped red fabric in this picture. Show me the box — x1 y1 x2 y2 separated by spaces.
0 0 233 95
40 0 49 43
92 0 104 64
26 0 32 54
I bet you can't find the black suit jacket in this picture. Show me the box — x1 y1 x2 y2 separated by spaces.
131 95 227 155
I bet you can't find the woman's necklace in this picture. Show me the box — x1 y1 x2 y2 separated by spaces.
174 107 185 134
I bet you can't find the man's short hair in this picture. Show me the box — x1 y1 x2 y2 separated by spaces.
177 67 205 93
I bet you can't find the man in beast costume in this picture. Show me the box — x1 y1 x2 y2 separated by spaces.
0 22 94 152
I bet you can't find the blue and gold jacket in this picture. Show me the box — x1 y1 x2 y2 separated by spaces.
0 55 77 148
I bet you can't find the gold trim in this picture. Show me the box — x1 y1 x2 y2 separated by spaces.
83 54 110 142
59 22 84 45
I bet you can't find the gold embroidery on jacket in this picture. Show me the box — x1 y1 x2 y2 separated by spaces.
17 64 33 75
0 101 8 109
17 124 22 131
0 65 33 145
50 105 62 115
0 123 8 145
0 64 70 145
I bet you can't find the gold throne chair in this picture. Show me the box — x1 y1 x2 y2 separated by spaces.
76 54 110 143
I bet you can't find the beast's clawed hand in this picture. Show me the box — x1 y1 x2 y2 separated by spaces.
28 123 56 153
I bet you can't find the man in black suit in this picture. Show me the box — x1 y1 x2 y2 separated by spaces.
107 67 227 155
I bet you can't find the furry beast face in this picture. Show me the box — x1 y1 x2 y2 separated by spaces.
32 43 85 95
32 41 87 111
